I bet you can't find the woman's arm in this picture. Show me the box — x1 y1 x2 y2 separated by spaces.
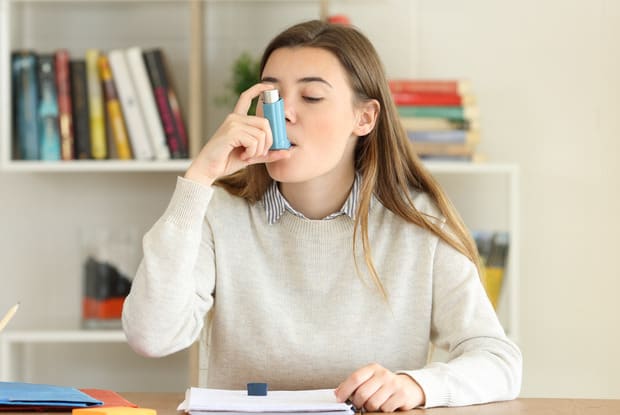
122 177 216 357
400 238 523 407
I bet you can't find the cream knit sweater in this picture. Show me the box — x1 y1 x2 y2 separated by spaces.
122 177 522 408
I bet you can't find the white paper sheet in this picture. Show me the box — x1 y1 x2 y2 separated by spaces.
178 387 353 414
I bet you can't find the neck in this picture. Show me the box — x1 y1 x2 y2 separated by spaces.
280 167 356 220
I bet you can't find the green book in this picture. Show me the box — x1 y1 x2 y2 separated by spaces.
397 105 479 120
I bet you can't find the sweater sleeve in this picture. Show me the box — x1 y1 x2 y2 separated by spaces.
122 176 217 357
399 238 522 408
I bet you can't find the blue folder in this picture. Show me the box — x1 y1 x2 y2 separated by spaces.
0 382 103 408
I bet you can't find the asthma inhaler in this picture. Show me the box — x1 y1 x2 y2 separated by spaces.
262 89 291 150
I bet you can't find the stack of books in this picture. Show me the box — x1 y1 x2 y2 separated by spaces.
389 79 481 161
473 230 510 309
11 47 188 161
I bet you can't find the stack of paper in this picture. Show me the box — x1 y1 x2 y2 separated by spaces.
178 387 353 414
0 382 103 410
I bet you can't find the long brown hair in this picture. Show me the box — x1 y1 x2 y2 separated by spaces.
216 20 482 298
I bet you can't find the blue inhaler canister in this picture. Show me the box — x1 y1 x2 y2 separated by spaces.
262 89 291 150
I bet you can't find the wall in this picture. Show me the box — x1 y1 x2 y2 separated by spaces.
411 0 620 397
1 0 619 398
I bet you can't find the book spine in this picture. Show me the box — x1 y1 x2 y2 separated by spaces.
143 49 184 159
98 54 133 160
389 79 470 95
392 91 465 107
126 47 170 160
406 130 480 144
70 60 91 159
85 49 107 160
55 49 74 160
12 52 39 160
155 49 188 157
410 141 476 157
397 105 479 120
108 49 154 160
37 54 61 161
399 116 472 132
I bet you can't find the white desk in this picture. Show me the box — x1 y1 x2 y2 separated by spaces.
0 330 126 381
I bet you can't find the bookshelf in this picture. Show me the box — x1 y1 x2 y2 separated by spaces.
0 0 519 390
0 0 203 170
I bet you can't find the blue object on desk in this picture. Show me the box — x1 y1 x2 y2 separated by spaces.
246 383 268 396
0 382 103 408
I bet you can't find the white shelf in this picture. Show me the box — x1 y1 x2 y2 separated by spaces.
0 330 127 382
0 159 191 172
0 159 512 174
1 329 126 342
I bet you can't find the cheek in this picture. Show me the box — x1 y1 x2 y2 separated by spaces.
305 110 354 150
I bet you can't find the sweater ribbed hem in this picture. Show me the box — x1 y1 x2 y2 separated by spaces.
398 368 449 408
163 176 214 230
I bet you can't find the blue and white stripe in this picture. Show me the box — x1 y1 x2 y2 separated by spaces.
263 172 361 224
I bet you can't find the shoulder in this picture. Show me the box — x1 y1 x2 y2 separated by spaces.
409 187 445 224
207 185 251 212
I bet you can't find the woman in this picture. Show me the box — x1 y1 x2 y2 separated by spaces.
123 20 522 411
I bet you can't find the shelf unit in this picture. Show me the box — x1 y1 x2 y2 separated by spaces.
0 330 126 382
0 0 204 168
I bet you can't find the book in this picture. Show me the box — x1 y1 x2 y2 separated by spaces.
126 47 170 160
0 382 102 409
399 116 477 132
37 54 61 161
391 91 475 107
474 231 509 309
71 60 92 159
143 48 188 158
86 49 107 160
98 54 133 160
397 105 479 120
411 141 476 157
11 51 39 160
407 129 480 144
389 79 471 95
178 388 353 414
108 49 154 160
55 49 74 160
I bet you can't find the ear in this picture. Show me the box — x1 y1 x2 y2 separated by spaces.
353 99 380 137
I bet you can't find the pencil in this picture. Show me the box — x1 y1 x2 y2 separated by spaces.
0 302 20 333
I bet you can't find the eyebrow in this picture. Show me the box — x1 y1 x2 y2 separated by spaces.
261 76 333 88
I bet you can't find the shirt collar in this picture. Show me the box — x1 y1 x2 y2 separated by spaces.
263 172 361 224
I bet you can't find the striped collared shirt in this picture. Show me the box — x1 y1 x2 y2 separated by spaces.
263 172 361 224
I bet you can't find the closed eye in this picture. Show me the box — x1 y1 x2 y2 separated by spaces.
303 96 324 103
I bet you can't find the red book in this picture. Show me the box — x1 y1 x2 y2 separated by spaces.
391 91 465 106
80 389 138 408
389 79 470 95
55 49 74 160
143 49 188 158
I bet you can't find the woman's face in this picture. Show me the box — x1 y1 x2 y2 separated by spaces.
259 46 361 184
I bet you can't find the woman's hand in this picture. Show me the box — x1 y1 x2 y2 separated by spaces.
334 363 426 412
185 83 291 186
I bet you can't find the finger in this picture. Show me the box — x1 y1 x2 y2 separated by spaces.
247 116 272 156
245 149 291 165
378 392 406 413
226 114 272 156
349 378 382 411
334 366 375 403
233 83 276 116
362 385 394 413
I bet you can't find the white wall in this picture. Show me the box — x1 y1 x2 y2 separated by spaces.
411 0 620 398
1 0 619 398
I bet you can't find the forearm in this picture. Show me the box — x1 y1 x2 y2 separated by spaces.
122 177 216 357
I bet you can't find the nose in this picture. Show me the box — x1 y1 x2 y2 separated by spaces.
282 94 295 123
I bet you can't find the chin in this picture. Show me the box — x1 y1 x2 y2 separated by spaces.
266 159 310 183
